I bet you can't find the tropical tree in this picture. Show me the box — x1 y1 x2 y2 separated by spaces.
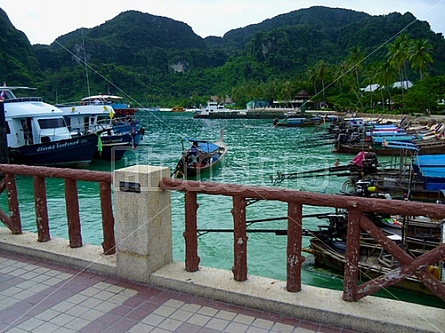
346 46 365 90
386 34 412 110
363 62 381 109
314 60 329 104
374 61 397 111
387 34 411 84
409 38 434 80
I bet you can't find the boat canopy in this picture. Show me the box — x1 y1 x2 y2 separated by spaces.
416 154 445 167
420 167 445 178
81 95 123 101
373 136 414 143
188 139 220 153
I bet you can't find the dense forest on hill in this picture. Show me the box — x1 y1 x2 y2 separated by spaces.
1 6 445 114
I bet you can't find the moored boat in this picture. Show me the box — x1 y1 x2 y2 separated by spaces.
274 116 322 127
173 130 228 178
342 149 445 202
1 85 97 168
80 94 138 116
57 102 145 161
303 212 445 296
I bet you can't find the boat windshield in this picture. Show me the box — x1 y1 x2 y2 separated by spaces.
38 118 66 129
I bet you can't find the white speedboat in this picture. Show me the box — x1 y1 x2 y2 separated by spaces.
1 85 97 167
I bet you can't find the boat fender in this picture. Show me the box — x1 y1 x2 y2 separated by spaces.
428 265 440 279
367 186 377 193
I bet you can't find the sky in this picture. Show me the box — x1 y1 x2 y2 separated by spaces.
1 0 445 45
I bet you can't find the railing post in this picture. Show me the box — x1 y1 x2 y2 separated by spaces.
232 196 247 281
6 174 21 234
286 202 305 292
99 182 115 254
65 178 82 248
114 165 172 284
343 209 362 301
34 175 50 242
184 191 200 272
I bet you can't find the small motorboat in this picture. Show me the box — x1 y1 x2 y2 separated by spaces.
173 130 228 178
274 116 322 127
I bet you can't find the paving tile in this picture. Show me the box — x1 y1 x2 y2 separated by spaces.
128 322 155 332
225 321 250 333
158 317 182 331
126 308 154 321
35 308 60 321
180 302 202 313
51 313 77 326
187 312 211 326
170 308 194 322
215 309 237 321
141 313 166 326
0 251 359 333
63 316 90 330
252 317 275 330
205 317 230 331
31 321 60 333
246 326 269 333
234 313 256 325
197 305 218 317
15 317 46 331
153 304 177 317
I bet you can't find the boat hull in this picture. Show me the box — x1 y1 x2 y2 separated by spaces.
94 134 134 161
334 140 445 155
275 120 322 127
175 140 228 178
8 134 98 168
307 237 443 296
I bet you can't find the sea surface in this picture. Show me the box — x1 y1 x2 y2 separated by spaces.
2 111 444 308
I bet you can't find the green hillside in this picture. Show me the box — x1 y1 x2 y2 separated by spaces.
1 6 444 113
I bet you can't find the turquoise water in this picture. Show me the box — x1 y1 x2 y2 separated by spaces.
1 111 444 308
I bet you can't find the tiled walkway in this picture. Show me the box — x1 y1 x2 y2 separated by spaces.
0 251 357 333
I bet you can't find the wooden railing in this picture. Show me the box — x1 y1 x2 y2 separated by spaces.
0 164 115 254
160 178 445 302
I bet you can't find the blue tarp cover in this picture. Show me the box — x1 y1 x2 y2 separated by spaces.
416 154 445 167
188 139 220 154
420 167 445 178
373 136 414 142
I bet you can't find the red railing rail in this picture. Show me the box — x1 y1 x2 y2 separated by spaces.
0 164 115 254
160 178 445 302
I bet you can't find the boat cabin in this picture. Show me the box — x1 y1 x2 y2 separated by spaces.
60 104 115 135
2 87 71 148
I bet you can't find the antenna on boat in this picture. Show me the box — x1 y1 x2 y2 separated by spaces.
81 28 91 97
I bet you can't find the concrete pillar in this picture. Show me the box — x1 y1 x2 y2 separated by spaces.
114 165 172 283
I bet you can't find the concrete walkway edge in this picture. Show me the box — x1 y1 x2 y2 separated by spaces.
0 228 443 333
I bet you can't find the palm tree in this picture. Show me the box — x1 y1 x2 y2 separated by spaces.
387 34 412 110
409 39 434 80
374 61 397 111
305 66 318 95
331 60 349 94
363 62 381 109
315 60 329 104
346 46 365 90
